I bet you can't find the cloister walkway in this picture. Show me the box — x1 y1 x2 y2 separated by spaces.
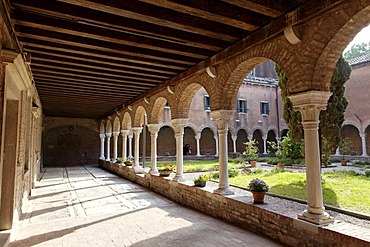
9 165 284 247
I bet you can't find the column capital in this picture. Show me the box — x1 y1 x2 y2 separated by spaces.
195 132 201 140
112 131 120 137
359 132 367 138
171 118 188 134
289 91 331 122
131 127 143 134
231 135 237 141
105 133 112 138
214 135 218 140
120 129 130 136
99 133 105 139
147 124 160 134
211 110 233 130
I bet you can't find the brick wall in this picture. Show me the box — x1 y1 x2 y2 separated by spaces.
100 161 370 247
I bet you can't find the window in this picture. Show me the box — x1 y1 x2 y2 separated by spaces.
260 101 270 116
204 95 210 111
237 99 247 113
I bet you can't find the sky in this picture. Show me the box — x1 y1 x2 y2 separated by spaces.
343 24 370 53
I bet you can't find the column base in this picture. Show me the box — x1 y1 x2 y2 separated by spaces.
133 166 145 174
298 210 334 225
214 187 234 196
148 169 160 176
99 157 105 160
172 174 186 182
106 158 111 162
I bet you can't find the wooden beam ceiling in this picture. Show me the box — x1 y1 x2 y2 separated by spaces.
9 0 307 119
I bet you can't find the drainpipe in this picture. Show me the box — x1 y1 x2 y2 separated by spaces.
275 86 281 148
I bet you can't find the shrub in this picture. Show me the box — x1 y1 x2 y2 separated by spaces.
365 170 370 177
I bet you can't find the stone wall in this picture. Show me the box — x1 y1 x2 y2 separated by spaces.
100 161 370 247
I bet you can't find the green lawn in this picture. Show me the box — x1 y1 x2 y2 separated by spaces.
156 159 244 172
229 170 370 214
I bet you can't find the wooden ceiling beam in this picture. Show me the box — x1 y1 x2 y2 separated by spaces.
20 37 187 70
31 60 168 82
221 0 285 17
33 73 152 91
31 66 161 87
25 47 178 75
38 91 125 102
14 11 215 58
16 26 200 65
12 0 238 43
35 77 143 94
41 97 121 106
57 0 243 42
139 0 266 30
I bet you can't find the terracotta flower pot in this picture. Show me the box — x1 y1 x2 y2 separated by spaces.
124 161 133 166
341 160 347 166
277 163 285 170
159 170 172 177
250 160 257 167
252 192 265 204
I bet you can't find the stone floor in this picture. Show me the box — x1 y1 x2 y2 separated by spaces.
9 165 285 247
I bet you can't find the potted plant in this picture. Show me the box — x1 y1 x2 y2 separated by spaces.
339 137 351 166
158 164 174 177
243 140 259 167
123 157 133 166
193 174 210 187
267 141 285 170
247 178 269 204
115 157 123 164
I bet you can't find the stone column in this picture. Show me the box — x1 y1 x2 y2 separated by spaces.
335 147 340 156
120 130 130 159
232 135 237 153
172 119 188 182
211 110 234 195
289 91 334 224
214 135 219 156
131 127 143 171
112 131 120 162
128 132 133 158
360 132 368 157
195 132 201 156
99 133 105 160
147 124 160 175
105 133 112 161
262 135 268 154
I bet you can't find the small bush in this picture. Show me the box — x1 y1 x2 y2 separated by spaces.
252 168 264 174
365 170 370 177
228 168 239 178
210 172 219 179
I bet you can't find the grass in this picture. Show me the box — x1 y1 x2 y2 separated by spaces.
155 159 245 172
229 169 370 214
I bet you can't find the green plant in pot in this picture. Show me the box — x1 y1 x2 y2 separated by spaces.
158 163 174 177
123 157 133 166
193 174 210 187
339 137 352 166
243 140 259 167
247 178 269 204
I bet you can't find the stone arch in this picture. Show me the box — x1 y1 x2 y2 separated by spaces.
113 117 120 132
252 129 264 153
312 3 370 91
133 106 147 127
281 128 289 138
267 129 277 142
236 128 248 153
200 127 216 155
122 112 132 130
106 120 112 134
185 122 199 134
157 125 176 156
151 96 168 124
99 122 105 134
199 124 217 136
342 120 361 133
340 124 361 155
184 127 196 156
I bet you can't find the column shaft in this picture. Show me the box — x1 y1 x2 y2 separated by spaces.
112 132 119 162
172 119 187 182
148 124 160 175
360 133 368 157
105 133 112 161
120 130 129 160
99 134 105 160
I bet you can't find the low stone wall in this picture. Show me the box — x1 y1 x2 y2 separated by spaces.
99 160 370 247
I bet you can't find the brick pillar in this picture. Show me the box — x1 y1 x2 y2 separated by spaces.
112 131 120 162
99 134 105 160
211 110 234 196
120 130 129 160
105 133 112 161
172 119 188 182
289 91 334 225
147 124 160 176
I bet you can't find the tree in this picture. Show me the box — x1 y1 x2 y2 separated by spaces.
343 41 370 60
275 56 351 163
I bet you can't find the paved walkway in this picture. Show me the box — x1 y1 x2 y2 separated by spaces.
9 166 285 247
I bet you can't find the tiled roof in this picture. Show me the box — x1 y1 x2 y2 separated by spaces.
347 53 370 66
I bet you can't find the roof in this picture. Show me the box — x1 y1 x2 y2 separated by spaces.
347 53 370 67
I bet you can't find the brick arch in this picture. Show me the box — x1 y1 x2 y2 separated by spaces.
43 117 99 133
133 106 147 127
151 97 168 124
172 82 214 119
113 116 120 132
312 3 370 91
122 112 132 130
106 120 112 133
340 124 361 155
